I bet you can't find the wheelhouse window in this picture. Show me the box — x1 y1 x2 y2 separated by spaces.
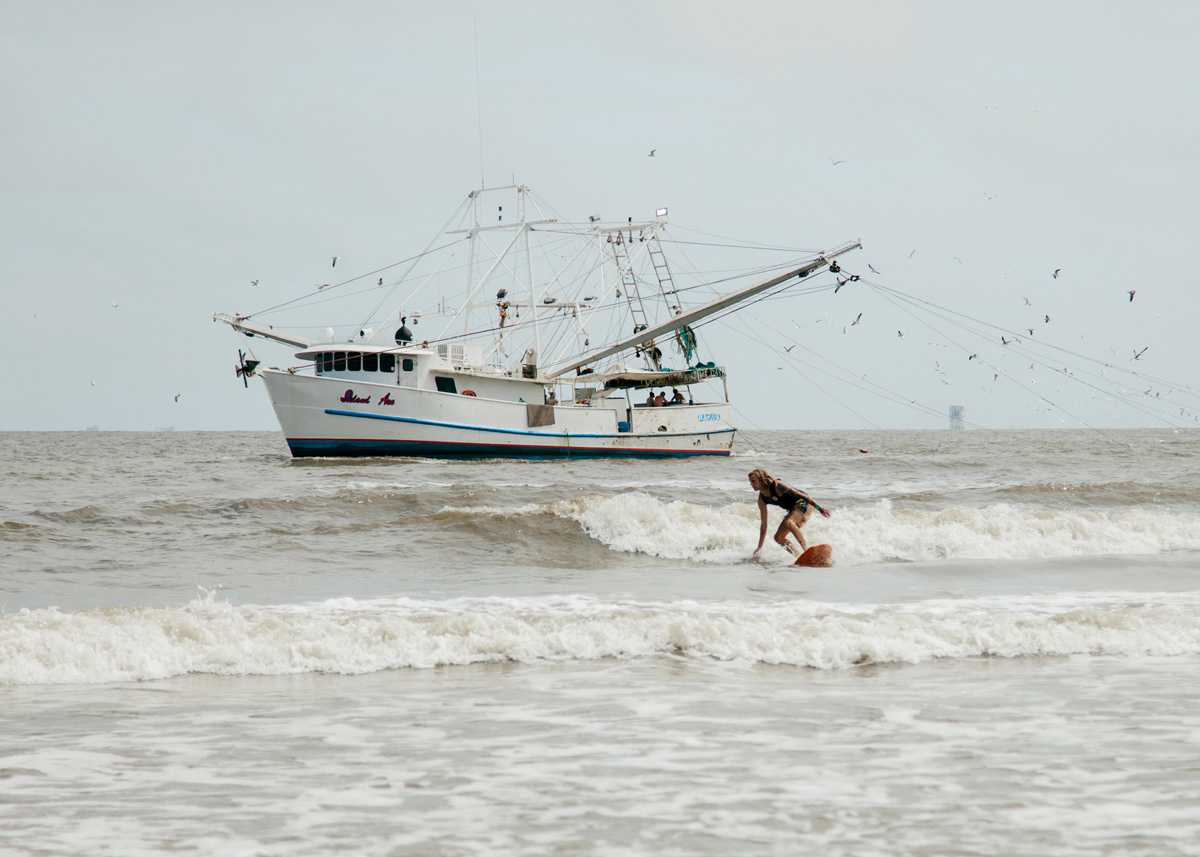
381 354 396 373
364 353 378 372
315 353 324 375
334 352 346 372
348 352 362 372
401 358 414 372
434 376 457 394
322 352 333 373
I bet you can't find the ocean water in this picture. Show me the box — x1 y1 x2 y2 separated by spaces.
2 429 1199 855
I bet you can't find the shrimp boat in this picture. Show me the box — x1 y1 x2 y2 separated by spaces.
215 184 859 458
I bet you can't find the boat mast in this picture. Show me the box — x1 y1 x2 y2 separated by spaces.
520 185 542 370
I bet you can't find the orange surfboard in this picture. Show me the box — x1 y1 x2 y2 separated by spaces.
794 544 833 567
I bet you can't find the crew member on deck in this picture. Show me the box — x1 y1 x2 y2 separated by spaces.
748 468 831 559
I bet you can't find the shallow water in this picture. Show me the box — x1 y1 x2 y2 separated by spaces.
2 429 1200 855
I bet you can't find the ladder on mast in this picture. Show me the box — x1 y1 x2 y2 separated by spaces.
610 234 651 335
609 231 662 370
647 232 679 307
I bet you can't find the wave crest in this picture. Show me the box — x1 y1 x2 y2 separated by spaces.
4 592 1200 685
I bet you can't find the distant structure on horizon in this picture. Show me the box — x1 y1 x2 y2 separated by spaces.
948 405 965 430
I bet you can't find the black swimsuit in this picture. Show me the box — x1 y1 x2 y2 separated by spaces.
760 484 809 515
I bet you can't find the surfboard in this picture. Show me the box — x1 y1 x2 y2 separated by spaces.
794 544 833 567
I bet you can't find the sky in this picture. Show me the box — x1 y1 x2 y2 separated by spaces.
3 0 1198 431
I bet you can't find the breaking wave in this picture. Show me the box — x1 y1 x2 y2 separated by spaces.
4 591 1200 685
451 493 1200 565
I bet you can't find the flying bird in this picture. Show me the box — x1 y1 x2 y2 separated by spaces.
1023 296 1031 306
249 279 259 287
831 159 847 166
993 373 999 381
834 277 848 294
868 264 880 275
968 354 978 360
378 277 383 286
332 256 338 268
1128 289 1136 302
1052 268 1061 278
111 301 119 309
1027 328 1035 336
648 149 656 157
1001 336 1011 345
851 312 863 326
908 249 917 259
1044 314 1051 324
897 330 904 338
784 344 797 353
173 393 181 403
1133 346 1149 360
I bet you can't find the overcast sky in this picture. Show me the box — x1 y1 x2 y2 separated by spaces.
3 0 1198 431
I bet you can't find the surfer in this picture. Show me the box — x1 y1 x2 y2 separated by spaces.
748 468 831 559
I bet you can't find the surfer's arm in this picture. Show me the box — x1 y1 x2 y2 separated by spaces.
798 488 832 518
753 496 768 557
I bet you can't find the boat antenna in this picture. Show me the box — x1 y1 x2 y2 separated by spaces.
473 8 485 189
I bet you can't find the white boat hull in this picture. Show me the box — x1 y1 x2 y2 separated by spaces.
261 371 736 459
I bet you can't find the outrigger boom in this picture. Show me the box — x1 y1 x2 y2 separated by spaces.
545 240 862 379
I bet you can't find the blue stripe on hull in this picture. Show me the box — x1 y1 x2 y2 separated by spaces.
286 438 733 459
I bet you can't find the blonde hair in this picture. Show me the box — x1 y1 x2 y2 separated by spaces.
748 468 782 495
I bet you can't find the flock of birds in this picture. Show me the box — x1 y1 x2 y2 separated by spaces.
829 265 1150 363
772 258 1189 423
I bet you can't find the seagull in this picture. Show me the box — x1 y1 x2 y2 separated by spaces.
1023 296 1031 306
1133 346 1149 360
993 373 999 381
648 149 656 157
1128 289 1136 302
908 249 916 258
784 344 797 352
834 277 848 294
857 448 870 454
332 256 338 268
1044 314 1051 324
897 330 904 338
173 393 181 403
378 277 383 286
249 279 259 287
1052 268 1061 279
851 312 863 326
90 380 96 387
868 264 880 275
968 354 978 360
1001 336 1011 345
831 159 847 166
1027 328 1035 336
111 301 119 309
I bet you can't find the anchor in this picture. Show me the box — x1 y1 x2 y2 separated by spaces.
234 349 261 388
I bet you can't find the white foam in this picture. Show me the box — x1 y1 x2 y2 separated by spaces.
5 591 1200 685
536 493 1200 564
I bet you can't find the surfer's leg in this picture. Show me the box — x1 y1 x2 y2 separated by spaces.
784 508 811 551
773 519 798 555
